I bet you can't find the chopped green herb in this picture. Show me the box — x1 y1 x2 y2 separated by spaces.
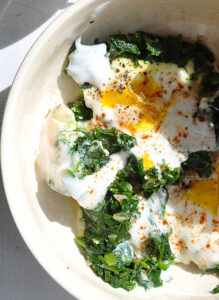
80 82 92 89
69 40 76 53
92 127 136 154
143 160 183 198
212 286 219 294
61 127 136 178
181 151 213 178
67 98 93 121
76 166 174 291
199 95 219 142
106 32 218 96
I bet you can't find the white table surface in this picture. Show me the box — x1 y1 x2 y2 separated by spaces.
0 1 78 299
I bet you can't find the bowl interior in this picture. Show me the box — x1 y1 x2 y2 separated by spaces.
2 0 219 299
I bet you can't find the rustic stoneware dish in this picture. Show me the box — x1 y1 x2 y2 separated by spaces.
1 0 219 299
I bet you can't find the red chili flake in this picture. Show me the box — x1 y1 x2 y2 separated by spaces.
212 219 219 225
102 83 106 87
101 113 106 118
185 127 188 130
197 115 205 122
179 132 182 137
155 124 161 133
173 136 180 144
96 115 99 121
156 90 163 97
206 243 210 249
142 135 150 139
178 110 183 116
200 212 206 225
163 219 168 225
178 83 184 89
140 235 146 241
183 133 188 138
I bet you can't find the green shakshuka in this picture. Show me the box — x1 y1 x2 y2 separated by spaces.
38 32 219 292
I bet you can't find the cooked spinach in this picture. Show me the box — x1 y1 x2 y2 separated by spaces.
67 97 93 121
116 154 145 186
92 127 136 154
74 151 216 291
76 169 174 291
80 82 92 89
209 96 219 141
65 127 136 178
67 134 110 178
69 40 76 53
212 286 219 294
107 34 141 66
197 95 219 142
203 264 219 274
77 178 139 256
106 32 218 95
181 151 213 178
68 31 218 95
143 160 183 198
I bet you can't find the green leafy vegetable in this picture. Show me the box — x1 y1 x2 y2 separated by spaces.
68 31 218 95
64 127 136 178
80 82 92 89
181 151 213 178
212 286 219 294
116 154 145 187
143 160 183 198
199 95 219 142
106 31 218 96
67 97 93 121
92 127 136 154
69 40 76 53
107 34 141 65
67 134 110 178
76 168 174 291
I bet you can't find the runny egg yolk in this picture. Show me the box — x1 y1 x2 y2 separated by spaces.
183 163 219 217
101 73 172 134
142 153 154 170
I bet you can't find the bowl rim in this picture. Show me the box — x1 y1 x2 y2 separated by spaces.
0 1 106 299
2 0 219 299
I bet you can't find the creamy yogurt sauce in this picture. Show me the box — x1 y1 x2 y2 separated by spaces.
66 38 111 90
129 187 219 269
62 151 128 209
38 104 129 209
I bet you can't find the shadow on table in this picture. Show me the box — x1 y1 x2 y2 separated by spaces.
0 87 10 123
0 0 74 49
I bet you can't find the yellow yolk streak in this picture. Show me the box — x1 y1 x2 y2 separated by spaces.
101 74 171 134
183 163 219 217
142 153 154 170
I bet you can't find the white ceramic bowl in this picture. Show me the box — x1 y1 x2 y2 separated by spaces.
1 0 219 299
